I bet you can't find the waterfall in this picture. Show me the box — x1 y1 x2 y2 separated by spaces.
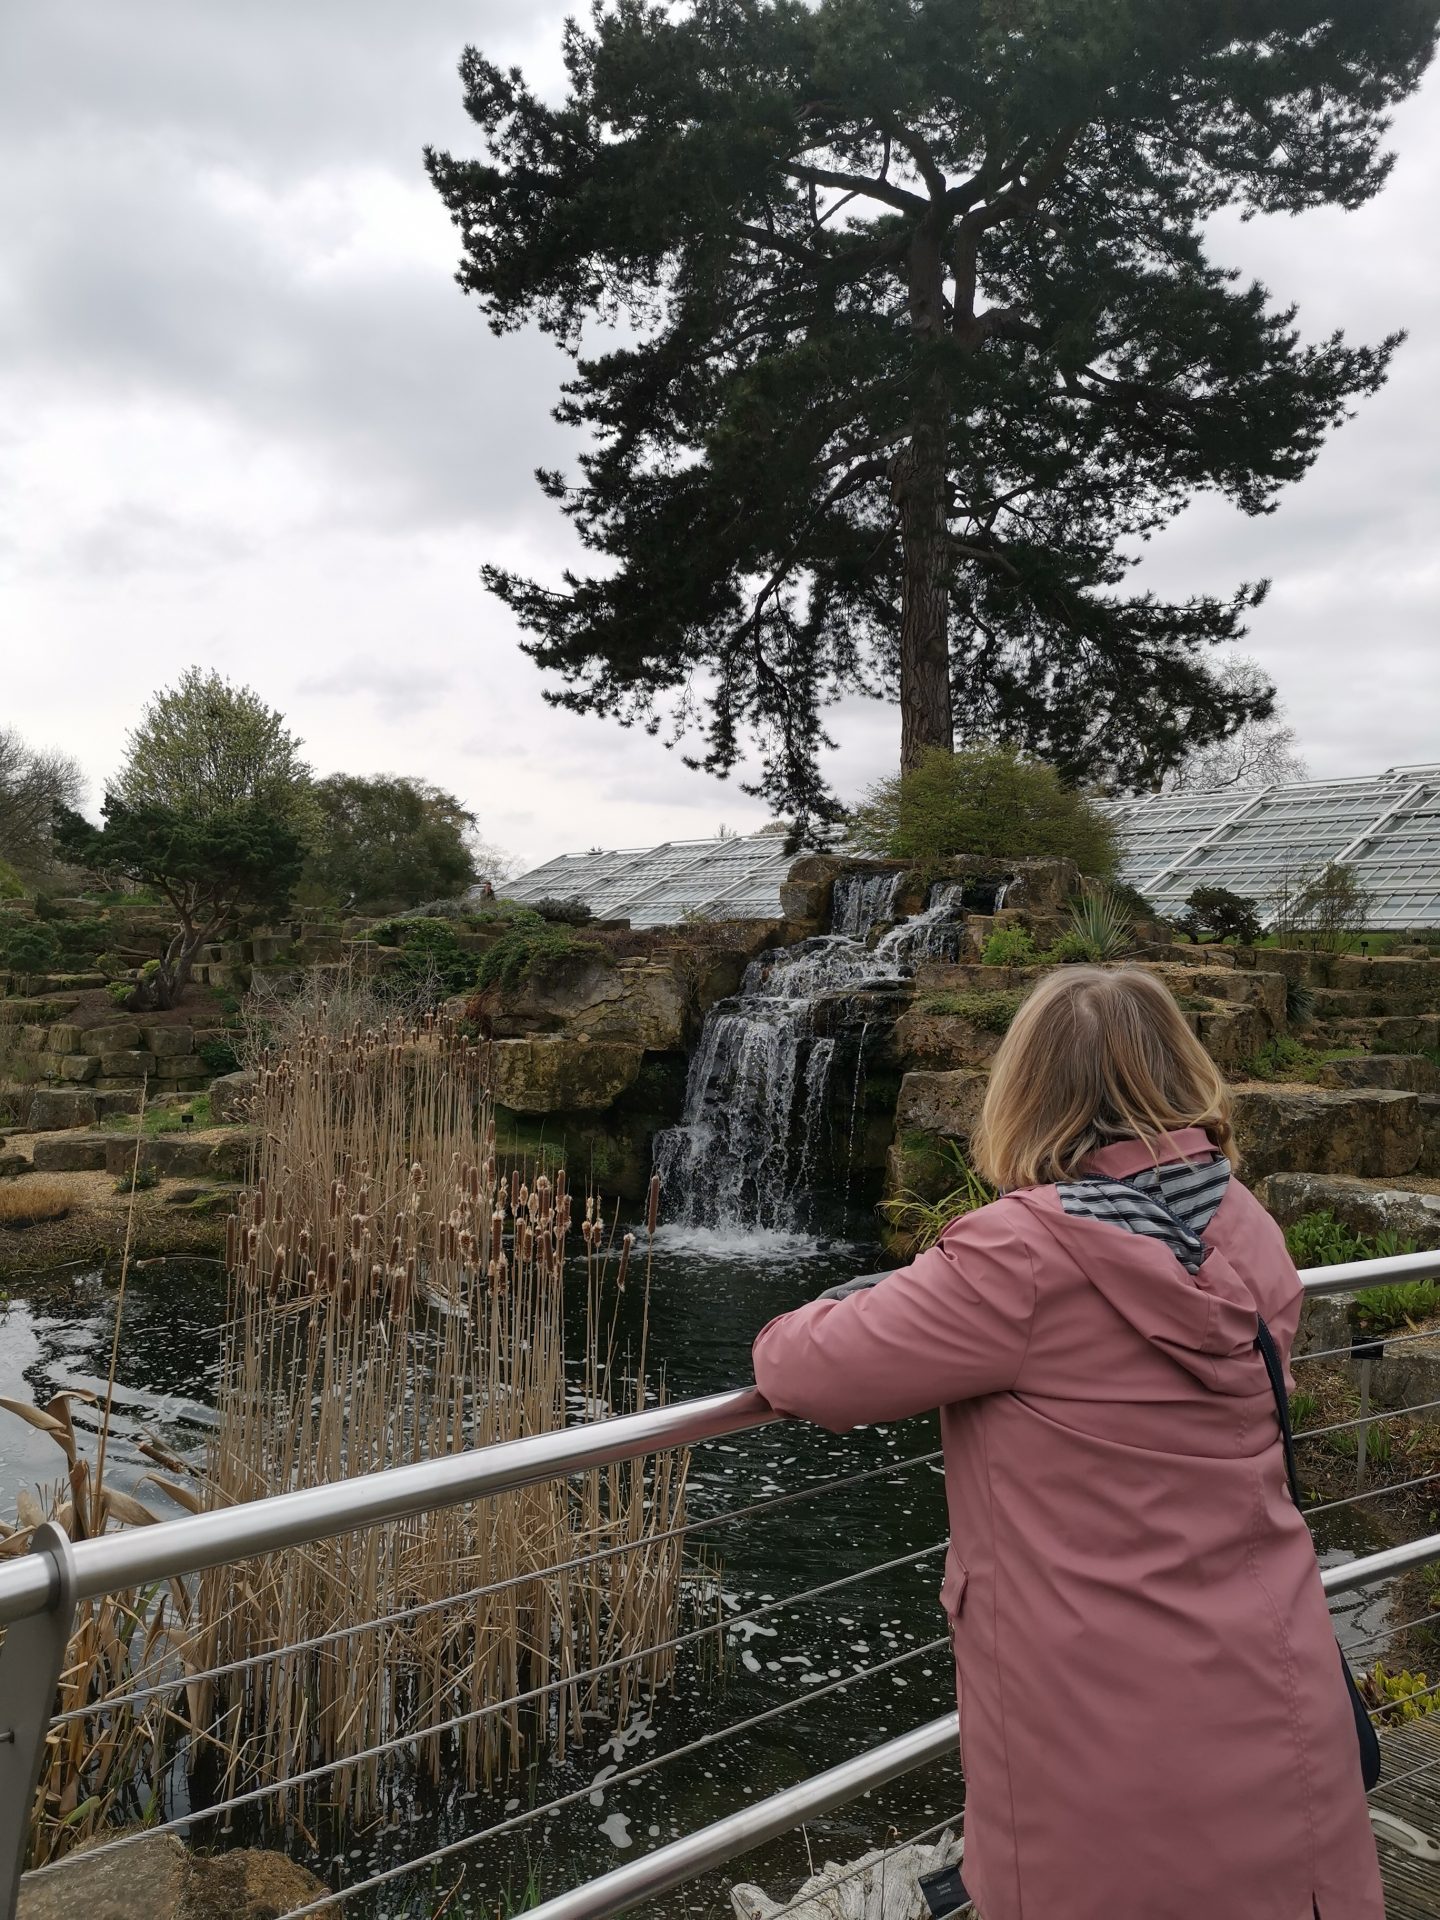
652 875 970 1239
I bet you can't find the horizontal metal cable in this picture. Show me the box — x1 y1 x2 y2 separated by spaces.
1306 1469 1440 1518
1368 1676 1440 1723
1346 1607 1440 1655
53 1447 944 1727
271 1639 953 1920
755 1808 966 1920
27 1552 950 1877
1295 1323 1440 1368
1295 1395 1440 1443
1370 1745 1440 1794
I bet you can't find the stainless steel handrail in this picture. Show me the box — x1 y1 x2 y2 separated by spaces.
1 1251 1437 1628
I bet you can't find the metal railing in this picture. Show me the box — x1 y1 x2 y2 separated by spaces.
2 1247 1440 1918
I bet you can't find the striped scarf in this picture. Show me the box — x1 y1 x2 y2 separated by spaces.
1057 1153 1231 1273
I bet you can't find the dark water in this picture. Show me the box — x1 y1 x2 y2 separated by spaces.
0 1237 1399 1918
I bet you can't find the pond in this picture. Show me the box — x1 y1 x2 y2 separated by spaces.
0 1230 1397 1918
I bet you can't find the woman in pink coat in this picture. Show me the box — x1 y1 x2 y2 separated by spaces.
752 965 1382 1920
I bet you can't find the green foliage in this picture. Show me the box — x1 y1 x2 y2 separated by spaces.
56 798 306 1010
113 1163 159 1195
1287 1389 1319 1429
853 748 1118 875
107 980 137 1007
1241 1035 1365 1084
1283 1210 1433 1338
1178 886 1264 945
1057 888 1136 963
102 1095 212 1137
427 3 1425 826
1285 977 1317 1027
919 989 1025 1033
0 922 60 977
366 918 479 998
198 1038 241 1077
1363 1662 1440 1727
475 927 604 994
115 668 312 827
298 774 480 914
0 858 25 900
880 1142 996 1258
534 896 595 926
980 926 1040 967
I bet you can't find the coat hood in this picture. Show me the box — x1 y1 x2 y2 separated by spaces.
1020 1129 1265 1394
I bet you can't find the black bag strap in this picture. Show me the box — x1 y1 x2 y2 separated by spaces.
1254 1315 1303 1509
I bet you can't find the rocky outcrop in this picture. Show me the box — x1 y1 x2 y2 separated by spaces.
17 1833 327 1920
102 1128 253 1182
1254 1172 1440 1252
26 1088 98 1132
491 952 693 1048
30 1132 110 1173
210 1069 258 1124
1232 1088 1422 1181
493 1036 646 1114
1319 1054 1440 1095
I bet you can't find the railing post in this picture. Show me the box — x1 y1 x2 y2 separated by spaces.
0 1523 77 1920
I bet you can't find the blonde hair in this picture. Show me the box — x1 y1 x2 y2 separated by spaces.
972 966 1234 1191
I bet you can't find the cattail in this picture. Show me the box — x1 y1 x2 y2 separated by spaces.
647 1175 661 1236
325 1248 339 1293
617 1232 634 1293
269 1249 286 1296
536 1175 552 1222
351 1213 364 1253
225 1215 238 1270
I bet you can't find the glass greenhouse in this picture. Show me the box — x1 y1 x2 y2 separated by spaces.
500 765 1440 932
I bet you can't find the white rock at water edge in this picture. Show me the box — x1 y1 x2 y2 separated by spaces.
730 1830 969 1920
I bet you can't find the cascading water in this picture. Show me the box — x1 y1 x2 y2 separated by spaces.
652 876 970 1239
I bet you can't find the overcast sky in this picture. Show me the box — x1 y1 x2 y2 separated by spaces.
2 5 1437 874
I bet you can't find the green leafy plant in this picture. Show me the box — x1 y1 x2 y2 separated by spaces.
1177 886 1263 945
1284 977 1317 1027
1240 1035 1365 1084
365 918 479 998
919 989 1025 1033
0 922 60 977
534 895 595 926
113 1164 159 1195
852 746 1119 876
198 1038 241 1077
1287 1389 1319 1428
1053 888 1135 963
475 926 607 993
980 926 1040 967
880 1142 996 1257
1362 1662 1440 1726
1283 1211 1432 1338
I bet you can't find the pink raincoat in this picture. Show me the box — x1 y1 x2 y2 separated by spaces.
752 1129 1383 1920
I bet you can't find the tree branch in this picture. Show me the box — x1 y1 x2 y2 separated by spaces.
783 161 927 215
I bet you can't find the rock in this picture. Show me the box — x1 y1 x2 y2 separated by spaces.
95 1089 144 1119
1194 1002 1273 1071
210 1069 257 1123
1233 1088 1421 1181
99 1051 157 1079
779 852 847 925
59 1054 101 1083
16 1832 328 1920
85 1022 142 1054
491 952 691 1048
1319 1054 1440 1095
45 1023 84 1055
731 1829 965 1920
26 1088 98 1131
142 1026 194 1056
894 1008 1008 1071
894 1068 989 1141
1422 1098 1440 1178
493 1036 645 1113
103 1130 253 1182
0 1149 31 1178
152 1058 207 1084
1256 1171 1440 1252
30 1133 110 1173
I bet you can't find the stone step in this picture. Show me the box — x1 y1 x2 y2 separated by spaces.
102 1128 253 1182
1255 1171 1440 1251
1308 1014 1440 1053
29 1132 110 1173
1317 1054 1440 1095
1233 1087 1422 1181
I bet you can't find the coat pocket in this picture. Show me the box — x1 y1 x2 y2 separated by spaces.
939 1560 968 1624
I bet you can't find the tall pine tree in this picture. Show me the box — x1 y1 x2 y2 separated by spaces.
427 0 1436 829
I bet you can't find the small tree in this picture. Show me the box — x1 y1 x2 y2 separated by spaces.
57 801 305 1011
851 745 1117 873
116 669 312 826
300 775 484 914
1297 862 1374 953
0 726 86 882
1177 886 1264 945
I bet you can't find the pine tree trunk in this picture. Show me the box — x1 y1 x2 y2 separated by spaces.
894 410 954 771
895 226 954 772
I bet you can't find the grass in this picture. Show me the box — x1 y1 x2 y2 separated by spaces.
0 1179 72 1228
879 1141 995 1256
1240 1034 1367 1083
100 1094 212 1135
1284 1211 1434 1338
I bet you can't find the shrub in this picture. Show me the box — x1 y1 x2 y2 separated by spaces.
0 1180 72 1228
113 1164 159 1195
880 1143 996 1257
107 979 138 1008
1283 1211 1432 1337
365 918 477 997
850 746 1118 876
0 857 25 900
475 927 605 994
0 922 60 977
198 1038 242 1077
534 896 595 926
1177 885 1263 945
1046 929 1094 963
1285 978 1317 1028
980 926 1039 967
1295 861 1375 953
1363 1663 1440 1726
